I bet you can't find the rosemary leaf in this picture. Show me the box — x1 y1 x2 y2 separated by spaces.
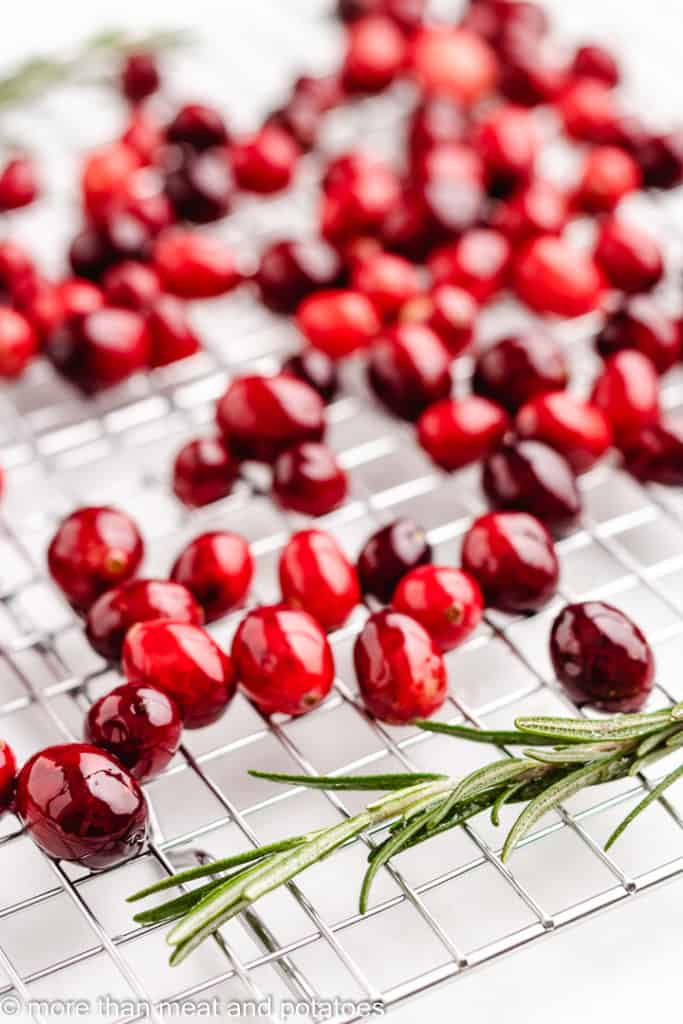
132 879 226 926
635 724 682 758
524 744 621 765
604 763 683 851
415 720 560 746
248 769 446 791
429 759 539 830
491 782 525 827
516 711 672 743
359 803 441 914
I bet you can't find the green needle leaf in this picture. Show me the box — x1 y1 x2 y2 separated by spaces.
359 803 440 914
491 782 525 827
415 720 560 746
248 770 447 790
524 743 620 765
605 764 683 851
516 711 673 743
133 879 227 926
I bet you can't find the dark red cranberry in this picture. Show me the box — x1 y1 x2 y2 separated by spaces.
472 331 569 413
0 156 39 211
297 289 381 359
153 229 241 299
357 518 432 604
123 620 236 728
408 97 468 159
85 683 182 781
15 744 147 869
45 307 151 393
341 15 407 94
166 103 229 151
255 238 344 313
110 186 174 237
121 52 160 103
321 157 401 245
591 350 660 443
559 77 621 144
338 0 427 31
409 26 498 105
279 529 360 631
382 177 486 261
164 145 233 223
630 129 683 190
68 228 117 282
619 419 683 486
97 205 156 265
122 110 163 164
232 605 334 716
483 438 581 534
230 127 299 194
48 506 144 613
594 219 664 294
417 395 509 471
393 565 483 652
216 373 325 463
475 104 539 194
282 349 339 403
57 278 105 318
353 609 447 722
266 78 335 151
103 261 161 310
272 442 348 517
429 228 511 304
351 252 421 320
461 510 559 612
515 392 612 473
570 44 620 87
172 436 240 508
499 45 566 108
512 235 604 317
550 602 654 712
86 578 203 661
367 323 452 420
146 295 201 367
574 145 640 214
400 284 477 356
595 297 679 374
170 531 253 622
0 741 16 814
491 178 569 244
460 0 550 54
81 142 142 221
0 307 38 378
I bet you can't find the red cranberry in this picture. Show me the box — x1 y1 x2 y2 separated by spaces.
0 239 35 293
48 506 144 613
410 26 498 105
462 510 559 612
216 373 325 463
121 52 160 103
123 620 235 728
411 141 484 186
15 744 147 869
172 437 240 508
353 609 447 723
461 0 549 53
0 741 16 814
574 145 640 214
297 289 381 359
472 331 569 413
232 606 334 716
570 44 620 87
81 142 142 221
499 46 566 108
166 103 229 151
68 227 118 281
408 97 468 159
146 295 201 368
103 261 161 311
393 564 483 652
351 252 421 320
400 284 477 356
491 178 569 244
86 578 203 661
630 129 683 190
321 158 401 245
12 273 62 341
0 307 38 378
357 517 432 604
153 230 241 299
341 15 407 94
85 683 182 782
256 238 344 313
559 77 620 144
483 438 581 534
594 219 664 294
164 145 233 223
512 235 604 318
57 278 105 318
367 323 452 420
475 104 539 194
230 127 299 193
595 297 679 375
272 442 348 517
550 602 654 712
279 529 360 631
45 307 151 393
417 395 509 471
0 156 39 211
266 75 339 151
170 531 253 622
338 0 427 31
619 419 683 486
591 350 660 442
122 110 163 164
429 228 511 304
282 349 339 403
515 392 612 473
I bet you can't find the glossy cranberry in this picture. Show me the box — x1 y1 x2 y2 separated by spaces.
15 744 147 869
279 529 360 631
172 436 240 508
166 103 229 151
393 565 483 652
170 531 253 622
411 140 484 185
559 77 621 144
321 157 401 245
408 97 468 159
85 683 182 781
121 52 160 103
594 219 664 295
491 178 569 244
123 620 235 728
483 438 581 534
410 26 498 105
122 110 163 164
45 307 151 393
357 517 432 604
230 127 299 194
86 578 203 661
256 238 344 313
630 129 683 190
297 289 381 359
515 392 612 474
232 605 334 716
591 350 660 443
48 506 144 613
472 331 569 413
570 44 620 87
429 229 511 304
550 602 654 712
267 74 341 150
400 285 477 358
68 227 118 281
103 261 162 311
499 45 566 108
57 278 105 318
368 323 452 420
0 307 38 378
353 609 447 723
153 229 241 299
12 273 63 340
81 142 142 221
282 349 339 403
146 295 202 367
164 145 233 223
382 177 485 261
460 0 549 53
595 297 679 375
512 235 604 318
109 185 174 237
350 252 420 321
338 0 426 31
0 156 39 211
272 442 348 517
0 741 16 813
574 145 640 214
417 395 509 471
0 239 35 293
341 15 407 94
619 419 683 486
216 374 325 463
475 104 539 195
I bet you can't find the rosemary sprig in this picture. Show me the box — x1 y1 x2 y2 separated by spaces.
128 707 683 965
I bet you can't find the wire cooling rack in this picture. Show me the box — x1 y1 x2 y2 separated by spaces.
0 2 683 1021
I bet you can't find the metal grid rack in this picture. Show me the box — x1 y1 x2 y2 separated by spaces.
0 2 683 1021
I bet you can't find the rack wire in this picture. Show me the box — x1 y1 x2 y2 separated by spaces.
0 2 682 1021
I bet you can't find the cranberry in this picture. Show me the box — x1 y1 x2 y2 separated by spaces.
417 395 509 471
630 129 683 190
146 295 201 367
461 0 549 52
619 419 683 486
462 510 559 612
357 518 432 604
411 141 484 185
574 145 640 214
0 307 38 378
297 289 381 359
408 97 468 159
429 229 511 305
350 252 420 320
45 307 151 393
491 178 569 244
0 741 16 813
57 278 105 318
232 606 334 716
367 323 452 420
153 229 241 299
216 373 325 463
570 44 620 87
396 565 482 655
473 331 569 413
48 506 143 613
483 438 581 534
68 228 118 281
256 238 344 313
0 156 39 211
550 602 654 712
121 52 160 103
400 285 476 357
512 235 604 318
86 578 202 661
595 297 679 374
591 350 660 442
103 261 161 311
164 145 233 223
85 683 182 781
172 436 240 508
170 531 253 622
475 104 539 195
515 392 612 474
321 158 401 245
81 142 142 221
230 127 299 194
341 15 407 94
338 0 427 31
267 75 340 150
13 273 63 340
410 26 498 105
122 110 163 164
0 239 35 292
559 77 620 144
166 103 229 151
594 219 664 294
15 744 147 869
273 442 348 517
499 46 566 108
353 609 447 723
279 529 360 631
282 349 339 403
